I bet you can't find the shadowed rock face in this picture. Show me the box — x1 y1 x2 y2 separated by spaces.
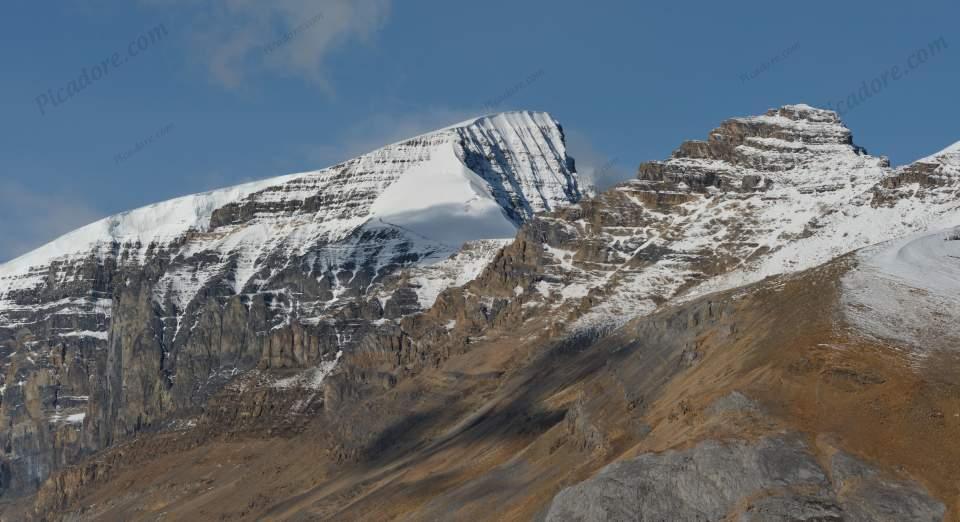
543 436 944 522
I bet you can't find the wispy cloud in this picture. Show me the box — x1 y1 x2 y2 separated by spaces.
0 181 103 263
158 0 392 90
563 128 630 192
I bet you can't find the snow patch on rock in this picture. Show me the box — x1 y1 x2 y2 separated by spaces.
272 350 342 390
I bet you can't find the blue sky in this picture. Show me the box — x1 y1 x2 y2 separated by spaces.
1 0 957 262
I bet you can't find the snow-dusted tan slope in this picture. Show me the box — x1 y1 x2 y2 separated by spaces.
842 227 960 358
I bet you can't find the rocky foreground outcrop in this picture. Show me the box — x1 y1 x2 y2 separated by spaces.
543 436 944 521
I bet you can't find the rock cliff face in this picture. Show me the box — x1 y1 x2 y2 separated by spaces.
0 111 584 497
28 246 960 520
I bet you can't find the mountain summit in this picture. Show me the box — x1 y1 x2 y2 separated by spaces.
0 111 582 296
0 110 585 496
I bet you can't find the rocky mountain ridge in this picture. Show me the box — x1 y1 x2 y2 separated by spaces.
417 104 960 338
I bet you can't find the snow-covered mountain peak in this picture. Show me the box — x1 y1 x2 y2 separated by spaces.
0 110 588 493
431 110 561 136
2 104 958 502
755 103 842 123
0 111 583 301
727 104 854 150
635 104 876 197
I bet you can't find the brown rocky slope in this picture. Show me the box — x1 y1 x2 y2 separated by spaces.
18 244 960 520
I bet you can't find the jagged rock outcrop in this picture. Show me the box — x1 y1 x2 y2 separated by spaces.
873 140 960 206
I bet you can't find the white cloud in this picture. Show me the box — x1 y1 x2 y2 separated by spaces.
0 181 103 263
164 0 392 90
563 128 631 191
